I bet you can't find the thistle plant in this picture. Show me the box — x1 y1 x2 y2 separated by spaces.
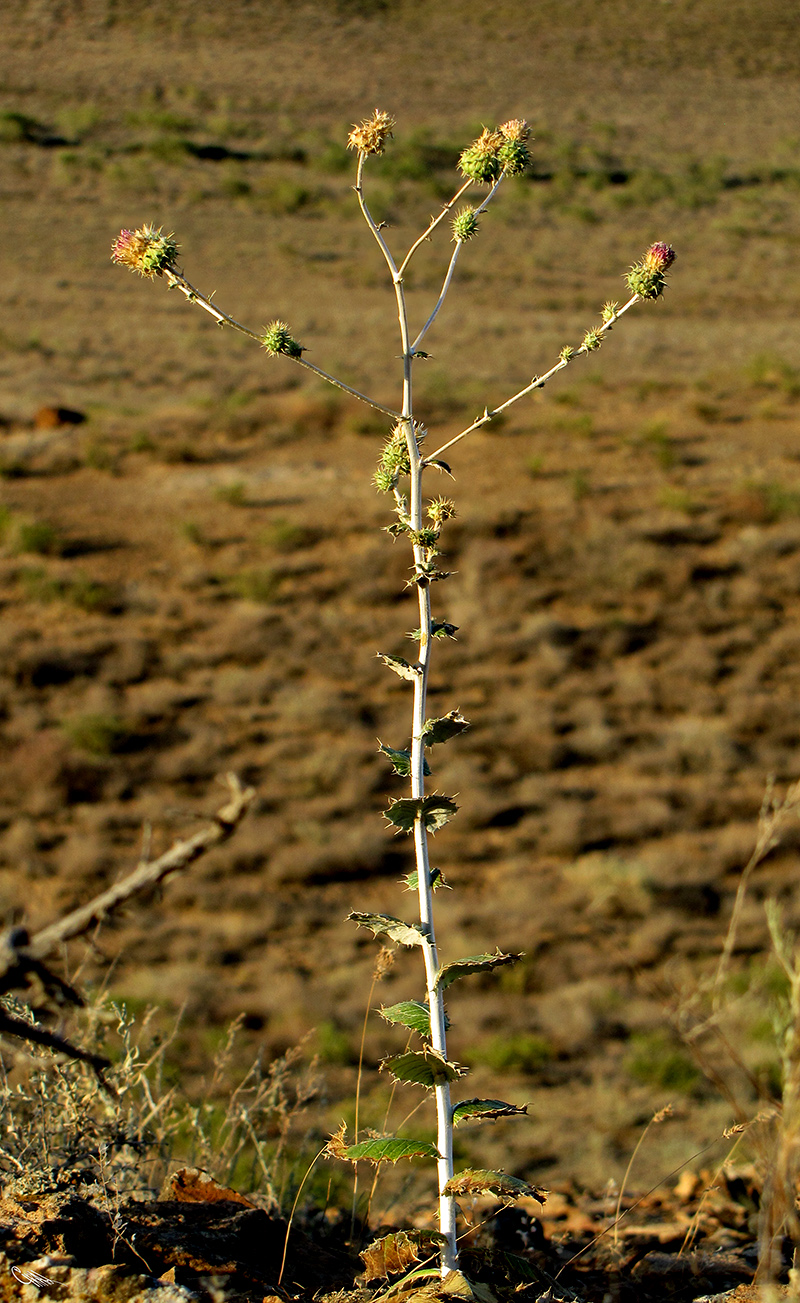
112 109 675 1278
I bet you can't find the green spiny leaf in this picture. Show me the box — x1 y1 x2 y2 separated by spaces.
422 711 470 746
380 1000 432 1038
347 911 429 947
378 653 421 681
434 949 522 992
381 1047 467 1089
452 1098 529 1127
378 743 431 778
403 867 450 892
344 1136 441 1165
431 621 459 639
384 794 459 834
443 1169 546 1202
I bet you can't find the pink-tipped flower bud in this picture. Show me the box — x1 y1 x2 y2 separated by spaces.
644 242 676 273
111 224 179 277
625 241 676 300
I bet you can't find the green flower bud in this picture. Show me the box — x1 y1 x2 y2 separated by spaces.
601 301 619 325
559 345 575 363
581 328 602 352
451 206 480 242
459 128 504 184
373 467 396 493
497 119 532 176
261 320 304 358
428 496 456 524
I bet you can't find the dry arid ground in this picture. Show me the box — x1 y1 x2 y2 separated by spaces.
2 0 800 1296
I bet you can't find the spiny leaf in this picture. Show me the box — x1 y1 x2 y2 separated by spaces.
443 1169 546 1202
422 711 470 747
431 620 459 639
441 1271 497 1303
347 911 428 947
434 949 522 992
361 1230 447 1282
452 1098 529 1127
381 1047 467 1089
380 1000 431 1038
404 867 450 892
344 1136 441 1165
378 652 421 681
379 742 431 778
385 794 459 834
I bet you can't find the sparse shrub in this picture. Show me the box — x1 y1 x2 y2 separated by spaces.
14 517 65 556
62 712 133 756
262 519 318 552
626 1031 702 1094
113 107 675 1278
233 567 282 603
472 1032 554 1074
215 479 248 506
637 419 675 468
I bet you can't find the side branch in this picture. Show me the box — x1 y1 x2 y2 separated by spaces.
164 269 400 419
411 174 506 353
354 153 400 281
399 179 474 276
424 294 640 463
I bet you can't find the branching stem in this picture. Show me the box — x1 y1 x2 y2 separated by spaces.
163 268 399 418
424 293 640 463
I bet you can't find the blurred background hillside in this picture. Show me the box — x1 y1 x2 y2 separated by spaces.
1 0 800 1206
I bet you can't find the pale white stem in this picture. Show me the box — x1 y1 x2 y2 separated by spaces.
358 147 458 1272
424 294 641 463
163 268 399 419
398 179 474 276
412 243 463 354
411 174 505 354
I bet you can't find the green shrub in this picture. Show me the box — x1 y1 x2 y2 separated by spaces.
472 1032 554 1074
625 1031 702 1094
62 713 133 756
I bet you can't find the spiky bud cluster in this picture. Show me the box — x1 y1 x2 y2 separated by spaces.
111 225 179 278
373 423 412 492
451 207 480 242
260 320 304 359
601 301 619 325
497 118 531 176
581 328 603 353
458 128 504 184
428 497 456 525
347 109 396 156
626 242 676 300
559 345 575 363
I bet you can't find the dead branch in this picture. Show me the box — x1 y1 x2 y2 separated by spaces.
0 773 255 1075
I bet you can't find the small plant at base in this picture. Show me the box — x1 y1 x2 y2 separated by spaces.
112 109 676 1278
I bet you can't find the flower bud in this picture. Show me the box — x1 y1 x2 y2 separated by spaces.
111 224 179 277
347 109 396 156
451 207 480 242
497 118 531 176
626 242 676 300
260 321 303 359
581 328 602 352
601 301 619 325
458 128 504 184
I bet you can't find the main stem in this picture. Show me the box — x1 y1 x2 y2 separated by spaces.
354 152 457 1273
